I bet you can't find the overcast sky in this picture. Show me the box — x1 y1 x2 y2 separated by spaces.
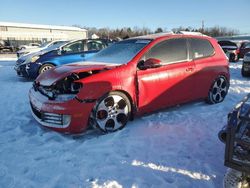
0 0 249 33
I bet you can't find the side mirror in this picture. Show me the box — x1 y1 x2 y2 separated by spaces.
138 58 162 70
57 48 62 55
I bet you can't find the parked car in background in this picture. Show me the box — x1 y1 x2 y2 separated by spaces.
19 43 40 50
238 40 250 59
15 39 107 78
17 40 68 57
241 52 250 77
29 32 230 134
0 40 15 52
218 94 250 188
218 40 238 62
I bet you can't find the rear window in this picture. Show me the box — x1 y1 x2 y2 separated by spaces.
189 38 214 59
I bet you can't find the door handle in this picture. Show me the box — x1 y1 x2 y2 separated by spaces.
186 67 194 72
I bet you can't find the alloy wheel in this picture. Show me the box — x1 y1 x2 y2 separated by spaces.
40 65 53 73
95 94 130 132
211 77 228 103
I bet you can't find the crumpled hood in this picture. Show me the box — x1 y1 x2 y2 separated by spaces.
36 61 119 86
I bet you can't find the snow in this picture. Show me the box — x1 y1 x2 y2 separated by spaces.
0 58 249 188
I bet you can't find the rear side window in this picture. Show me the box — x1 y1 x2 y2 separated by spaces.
87 40 107 51
63 40 84 54
189 38 214 59
145 38 188 64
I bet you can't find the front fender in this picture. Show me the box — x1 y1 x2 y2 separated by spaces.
76 80 113 101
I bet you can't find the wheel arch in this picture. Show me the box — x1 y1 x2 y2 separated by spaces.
38 62 56 74
41 61 57 66
114 89 136 120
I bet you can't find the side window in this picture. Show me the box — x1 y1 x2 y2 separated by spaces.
189 38 214 59
145 38 188 64
87 40 107 51
63 41 84 54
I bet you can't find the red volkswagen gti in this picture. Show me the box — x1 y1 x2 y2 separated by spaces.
29 32 230 133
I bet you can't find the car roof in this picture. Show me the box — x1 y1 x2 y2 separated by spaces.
131 31 211 41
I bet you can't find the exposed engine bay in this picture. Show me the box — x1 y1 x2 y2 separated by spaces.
33 70 102 100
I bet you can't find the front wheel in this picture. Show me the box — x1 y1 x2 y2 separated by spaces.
39 64 54 75
224 169 249 188
91 91 131 133
207 76 229 104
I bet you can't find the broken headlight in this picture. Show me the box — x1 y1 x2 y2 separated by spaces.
54 73 83 101
36 73 83 101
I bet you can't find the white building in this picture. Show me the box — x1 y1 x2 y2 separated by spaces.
0 21 88 47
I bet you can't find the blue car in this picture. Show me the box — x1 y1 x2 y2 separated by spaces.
14 39 108 78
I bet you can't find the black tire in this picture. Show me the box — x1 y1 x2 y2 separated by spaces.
206 75 229 104
236 55 240 62
38 64 54 75
242 65 250 77
230 53 236 62
91 91 131 133
229 53 235 62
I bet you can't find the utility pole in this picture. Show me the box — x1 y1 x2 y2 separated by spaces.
202 20 204 32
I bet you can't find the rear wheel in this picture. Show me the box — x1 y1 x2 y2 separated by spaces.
207 76 229 104
39 64 54 75
91 91 131 133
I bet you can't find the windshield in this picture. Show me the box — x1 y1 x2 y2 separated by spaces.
40 41 68 53
40 41 68 48
87 39 152 64
40 41 50 48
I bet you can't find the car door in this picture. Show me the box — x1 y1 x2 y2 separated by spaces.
188 38 217 99
59 40 85 65
136 38 195 114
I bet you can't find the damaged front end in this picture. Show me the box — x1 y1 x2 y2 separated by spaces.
30 71 100 130
219 94 250 174
33 71 100 102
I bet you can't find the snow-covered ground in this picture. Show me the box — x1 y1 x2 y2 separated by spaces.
0 58 249 188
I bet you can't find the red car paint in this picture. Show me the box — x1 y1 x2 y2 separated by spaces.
29 33 230 133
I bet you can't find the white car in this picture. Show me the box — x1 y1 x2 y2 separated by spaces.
17 40 68 57
19 43 41 50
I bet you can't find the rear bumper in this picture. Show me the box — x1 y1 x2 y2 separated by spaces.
29 87 96 133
